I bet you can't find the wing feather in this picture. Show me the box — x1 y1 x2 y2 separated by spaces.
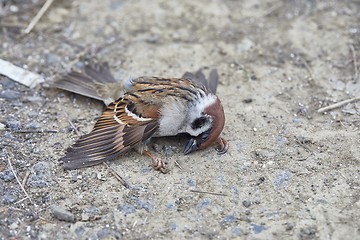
60 97 159 170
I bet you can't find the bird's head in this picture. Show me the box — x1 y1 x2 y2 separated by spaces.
184 95 226 154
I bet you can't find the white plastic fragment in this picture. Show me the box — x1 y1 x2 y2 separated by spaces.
0 58 44 88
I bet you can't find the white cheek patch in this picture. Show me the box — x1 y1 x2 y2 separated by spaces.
158 93 217 137
158 100 187 136
185 119 212 137
185 94 216 135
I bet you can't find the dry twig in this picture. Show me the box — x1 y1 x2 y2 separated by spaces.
190 189 228 196
24 0 54 34
317 97 360 113
7 158 32 203
67 119 81 136
14 129 58 134
174 160 183 169
350 45 358 81
103 162 130 189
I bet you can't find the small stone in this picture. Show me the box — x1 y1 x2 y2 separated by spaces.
242 200 251 208
82 206 100 221
286 223 294 231
136 199 153 212
27 162 55 188
25 122 40 129
0 78 16 89
0 123 5 130
243 98 253 104
2 188 19 204
26 95 43 103
97 172 105 181
196 198 212 209
0 90 20 100
187 179 196 187
162 145 175 158
0 169 15 182
51 205 75 222
146 35 159 44
27 111 38 118
46 53 61 64
9 222 18 229
75 226 85 237
274 171 291 189
4 117 21 130
117 203 136 215
224 215 237 223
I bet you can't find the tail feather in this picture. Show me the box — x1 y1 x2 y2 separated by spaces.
182 69 219 94
53 62 119 103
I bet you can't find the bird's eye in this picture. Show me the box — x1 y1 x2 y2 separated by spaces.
191 116 208 129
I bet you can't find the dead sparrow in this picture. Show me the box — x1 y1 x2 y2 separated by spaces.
54 63 228 173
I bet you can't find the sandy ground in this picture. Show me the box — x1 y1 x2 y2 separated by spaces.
0 0 359 239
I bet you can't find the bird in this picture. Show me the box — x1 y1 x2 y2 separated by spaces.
53 62 228 173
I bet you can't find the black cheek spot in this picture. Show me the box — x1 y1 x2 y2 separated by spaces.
191 116 207 130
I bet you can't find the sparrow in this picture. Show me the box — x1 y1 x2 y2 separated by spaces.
54 62 228 173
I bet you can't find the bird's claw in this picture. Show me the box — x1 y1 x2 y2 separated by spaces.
215 137 228 155
152 157 168 174
143 150 168 173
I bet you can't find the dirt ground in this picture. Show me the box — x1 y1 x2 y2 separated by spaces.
0 0 359 239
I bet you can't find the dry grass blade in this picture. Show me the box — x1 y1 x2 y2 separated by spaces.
24 0 55 34
190 189 228 196
317 97 360 113
7 158 32 203
103 162 130 189
350 45 358 81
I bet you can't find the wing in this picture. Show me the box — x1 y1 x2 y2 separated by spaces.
60 96 159 170
181 69 219 94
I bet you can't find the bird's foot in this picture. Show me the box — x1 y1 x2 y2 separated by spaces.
143 150 168 173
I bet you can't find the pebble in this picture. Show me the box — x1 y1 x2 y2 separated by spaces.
75 226 85 237
9 222 18 230
0 169 15 182
51 205 75 222
162 145 176 158
232 227 241 237
26 95 43 104
27 111 39 118
46 53 61 64
25 121 40 129
251 223 267 234
187 179 196 187
0 90 20 100
196 198 211 209
117 203 136 215
2 188 19 204
242 200 251 208
27 162 55 188
274 171 291 189
223 215 237 223
81 206 100 221
0 78 16 89
4 117 21 130
0 123 5 130
136 199 153 212
169 223 177 231
286 223 294 231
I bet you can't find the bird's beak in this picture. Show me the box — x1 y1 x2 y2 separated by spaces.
184 138 198 154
